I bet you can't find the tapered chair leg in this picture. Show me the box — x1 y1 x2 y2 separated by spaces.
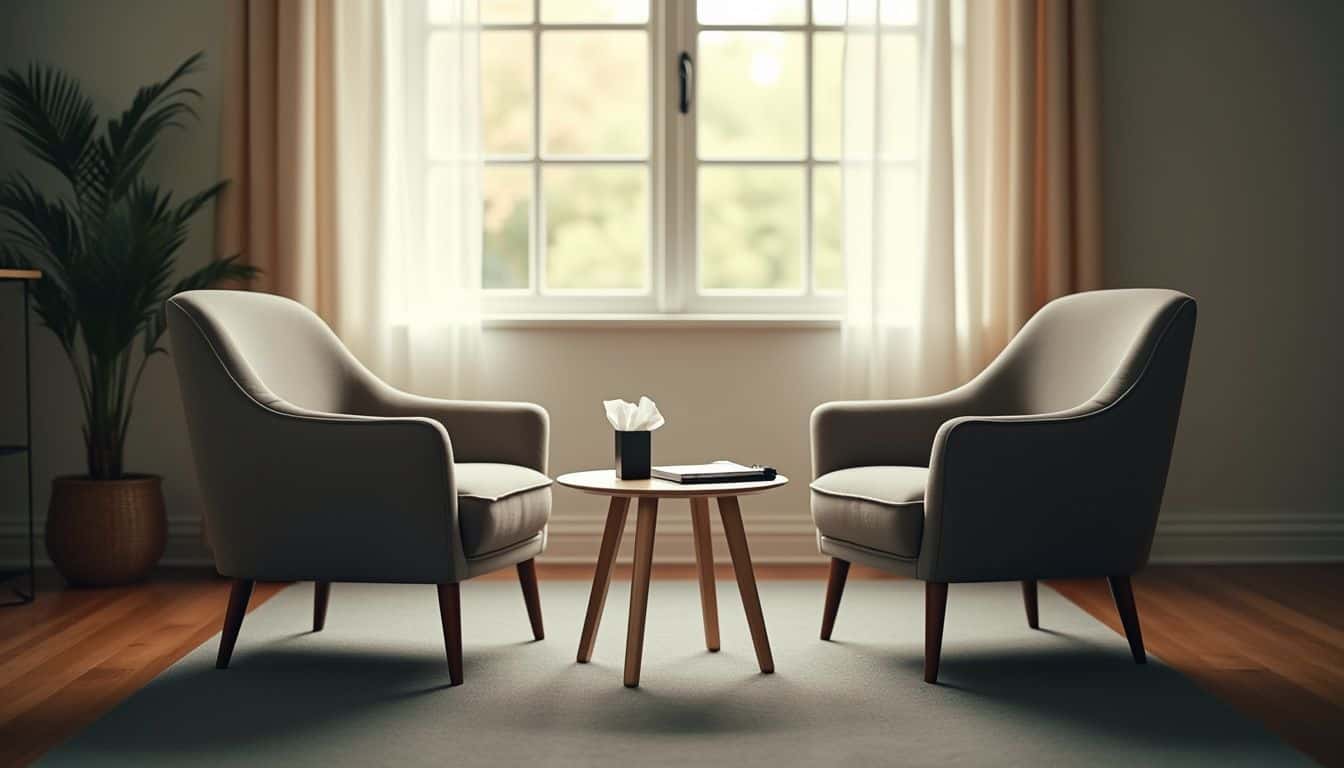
1021 579 1039 629
820 558 850 640
217 578 254 669
517 558 544 641
1108 575 1147 664
437 582 464 686
313 581 331 632
924 581 948 684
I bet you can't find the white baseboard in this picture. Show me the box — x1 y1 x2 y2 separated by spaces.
3 509 1342 569
1148 510 1344 563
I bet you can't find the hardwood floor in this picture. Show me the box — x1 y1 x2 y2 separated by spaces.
1052 565 1344 767
0 571 286 767
0 564 1340 767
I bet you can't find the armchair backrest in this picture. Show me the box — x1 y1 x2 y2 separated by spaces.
974 289 1197 415
166 290 380 416
166 291 461 583
922 289 1197 581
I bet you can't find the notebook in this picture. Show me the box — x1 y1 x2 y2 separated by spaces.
650 461 777 484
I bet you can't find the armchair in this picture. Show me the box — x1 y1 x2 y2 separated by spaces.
810 289 1196 683
167 290 551 686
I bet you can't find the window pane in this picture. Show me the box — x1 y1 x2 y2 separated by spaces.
698 0 804 25
812 32 842 159
699 166 803 291
813 166 842 291
482 31 532 156
542 0 648 23
483 165 531 289
542 31 648 157
480 0 532 24
544 165 648 290
812 0 846 25
698 32 805 159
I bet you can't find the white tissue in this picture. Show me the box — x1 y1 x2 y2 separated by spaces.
603 396 665 432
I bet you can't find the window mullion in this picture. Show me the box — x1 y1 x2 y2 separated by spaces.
803 4 815 298
530 0 542 296
661 0 696 313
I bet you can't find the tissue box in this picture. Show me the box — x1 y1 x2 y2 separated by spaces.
615 430 651 480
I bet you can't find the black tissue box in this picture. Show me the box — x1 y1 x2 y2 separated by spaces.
615 430 651 480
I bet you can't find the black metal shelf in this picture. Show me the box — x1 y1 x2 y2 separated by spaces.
1 273 36 606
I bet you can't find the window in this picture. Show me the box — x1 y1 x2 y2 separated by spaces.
423 0 922 315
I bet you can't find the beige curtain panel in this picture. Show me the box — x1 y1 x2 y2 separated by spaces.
214 0 484 398
215 0 377 326
841 0 1102 398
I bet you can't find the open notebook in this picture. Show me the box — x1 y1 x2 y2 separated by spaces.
650 461 777 484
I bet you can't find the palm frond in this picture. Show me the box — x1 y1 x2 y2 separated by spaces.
0 52 247 480
0 174 82 282
86 52 205 214
0 64 97 189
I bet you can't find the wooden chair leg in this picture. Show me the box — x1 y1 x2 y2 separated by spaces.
1021 579 1039 629
437 582 464 686
820 558 850 640
313 581 331 632
217 578 254 669
517 558 544 641
924 581 948 684
1108 575 1147 664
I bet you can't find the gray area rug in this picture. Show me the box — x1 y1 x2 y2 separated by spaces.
45 578 1309 766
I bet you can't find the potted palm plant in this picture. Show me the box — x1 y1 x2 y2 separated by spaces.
0 53 257 585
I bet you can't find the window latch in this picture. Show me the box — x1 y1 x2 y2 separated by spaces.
678 51 693 114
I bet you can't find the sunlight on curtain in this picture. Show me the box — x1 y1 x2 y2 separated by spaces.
373 0 484 398
840 0 1101 399
217 0 485 399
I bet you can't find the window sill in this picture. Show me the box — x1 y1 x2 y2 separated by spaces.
482 313 843 330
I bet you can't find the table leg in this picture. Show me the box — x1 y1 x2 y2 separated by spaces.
689 497 720 651
577 496 630 663
718 496 774 674
623 497 659 687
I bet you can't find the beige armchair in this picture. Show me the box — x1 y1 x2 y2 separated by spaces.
810 289 1196 683
167 290 552 686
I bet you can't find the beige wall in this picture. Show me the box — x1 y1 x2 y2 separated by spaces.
2 0 1341 569
1100 0 1344 559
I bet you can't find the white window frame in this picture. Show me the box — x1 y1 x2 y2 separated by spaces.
422 0 923 318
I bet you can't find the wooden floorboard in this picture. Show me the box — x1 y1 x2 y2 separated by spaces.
1051 565 1344 767
0 572 286 768
0 564 1339 767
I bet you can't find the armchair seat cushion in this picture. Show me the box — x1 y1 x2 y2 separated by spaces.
811 466 928 559
456 463 553 557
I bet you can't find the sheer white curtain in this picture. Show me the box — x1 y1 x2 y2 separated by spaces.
840 0 1102 399
217 0 483 398
375 0 483 397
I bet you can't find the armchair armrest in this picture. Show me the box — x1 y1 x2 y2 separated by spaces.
810 386 984 477
197 407 469 583
919 403 1173 583
359 387 550 473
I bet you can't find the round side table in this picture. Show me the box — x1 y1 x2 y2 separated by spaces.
556 469 788 688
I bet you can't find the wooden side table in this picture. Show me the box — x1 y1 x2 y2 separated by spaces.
556 469 788 687
1 269 39 606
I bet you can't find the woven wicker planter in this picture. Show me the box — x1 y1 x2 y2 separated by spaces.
46 475 166 586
